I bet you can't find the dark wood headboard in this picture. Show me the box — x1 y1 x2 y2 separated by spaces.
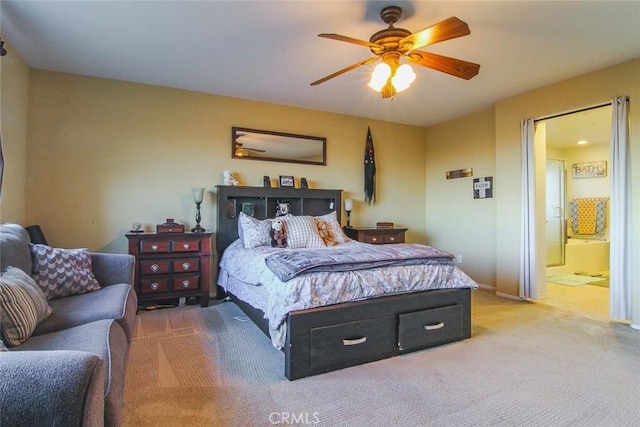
215 185 342 257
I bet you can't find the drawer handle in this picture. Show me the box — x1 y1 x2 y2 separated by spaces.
181 280 190 288
150 282 159 290
342 337 367 346
181 262 191 270
182 243 190 249
389 237 395 241
371 237 378 242
151 264 160 272
424 322 445 331
151 244 159 251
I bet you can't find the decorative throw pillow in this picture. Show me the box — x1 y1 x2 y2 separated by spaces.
315 211 350 244
270 218 287 248
0 338 8 351
283 215 326 249
30 244 101 300
0 266 53 346
238 212 272 249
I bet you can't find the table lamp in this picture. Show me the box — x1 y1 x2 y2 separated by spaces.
191 187 205 232
344 198 353 227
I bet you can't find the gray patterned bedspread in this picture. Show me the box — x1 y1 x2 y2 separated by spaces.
265 244 454 281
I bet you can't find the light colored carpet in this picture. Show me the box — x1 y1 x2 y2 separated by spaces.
546 274 606 287
122 290 640 426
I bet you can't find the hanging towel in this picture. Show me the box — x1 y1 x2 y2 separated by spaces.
569 198 607 236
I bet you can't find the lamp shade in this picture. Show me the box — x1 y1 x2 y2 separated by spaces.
368 63 391 91
191 187 205 203
344 198 353 211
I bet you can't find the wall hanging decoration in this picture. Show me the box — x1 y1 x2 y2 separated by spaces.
572 161 607 178
364 127 376 205
473 177 493 199
446 168 473 179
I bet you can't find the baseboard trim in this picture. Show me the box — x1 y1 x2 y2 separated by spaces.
476 283 496 291
630 323 640 331
495 292 523 301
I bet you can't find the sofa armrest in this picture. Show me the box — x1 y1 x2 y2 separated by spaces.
91 253 135 287
0 350 106 427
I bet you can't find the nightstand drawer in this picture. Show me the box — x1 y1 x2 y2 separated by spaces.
141 278 170 293
173 258 199 273
383 232 404 243
363 233 385 244
309 315 394 370
140 260 170 275
173 240 200 252
140 240 170 253
173 275 199 291
398 305 464 351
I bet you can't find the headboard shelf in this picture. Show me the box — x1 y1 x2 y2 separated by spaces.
215 185 343 257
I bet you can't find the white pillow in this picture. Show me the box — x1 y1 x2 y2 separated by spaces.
238 212 272 249
283 215 326 249
315 211 350 244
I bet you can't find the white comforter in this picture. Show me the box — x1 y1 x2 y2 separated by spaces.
218 239 478 349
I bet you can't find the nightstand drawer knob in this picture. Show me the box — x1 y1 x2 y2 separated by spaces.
371 237 378 242
181 280 190 288
150 282 159 290
151 264 159 272
182 243 190 249
181 262 191 270
389 237 395 241
151 244 159 251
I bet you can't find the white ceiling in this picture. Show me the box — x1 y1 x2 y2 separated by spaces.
1 1 639 129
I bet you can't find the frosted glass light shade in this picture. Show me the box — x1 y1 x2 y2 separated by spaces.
344 198 353 212
368 63 391 91
392 64 416 93
191 187 205 204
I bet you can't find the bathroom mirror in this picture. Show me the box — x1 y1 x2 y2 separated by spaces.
232 127 326 166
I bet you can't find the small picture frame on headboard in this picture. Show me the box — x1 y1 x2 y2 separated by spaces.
279 175 294 187
241 203 255 217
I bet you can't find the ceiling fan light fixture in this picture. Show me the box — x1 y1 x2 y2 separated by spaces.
368 63 391 91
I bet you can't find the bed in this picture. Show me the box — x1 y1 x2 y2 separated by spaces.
215 185 477 380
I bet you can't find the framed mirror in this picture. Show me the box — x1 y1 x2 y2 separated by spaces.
232 127 326 166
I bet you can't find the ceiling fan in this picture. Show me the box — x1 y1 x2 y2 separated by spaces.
311 5 480 98
234 134 266 156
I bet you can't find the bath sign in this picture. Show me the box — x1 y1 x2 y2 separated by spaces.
473 177 493 199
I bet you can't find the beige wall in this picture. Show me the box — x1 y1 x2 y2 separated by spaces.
424 108 497 287
23 70 426 253
0 43 30 223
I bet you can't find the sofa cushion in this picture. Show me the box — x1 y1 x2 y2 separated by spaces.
33 283 137 343
0 223 32 274
0 267 52 346
30 244 101 300
14 319 128 426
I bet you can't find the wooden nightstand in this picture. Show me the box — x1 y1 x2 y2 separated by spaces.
126 232 213 307
343 227 407 244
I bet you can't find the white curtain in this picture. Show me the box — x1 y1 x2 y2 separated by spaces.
519 118 536 299
609 96 631 320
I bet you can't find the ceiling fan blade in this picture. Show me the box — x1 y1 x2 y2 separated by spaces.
406 50 480 80
310 57 378 86
318 34 383 52
400 17 470 52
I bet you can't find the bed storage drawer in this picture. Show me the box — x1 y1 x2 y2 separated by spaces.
398 305 464 351
309 316 394 370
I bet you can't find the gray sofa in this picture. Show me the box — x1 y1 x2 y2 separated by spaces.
0 223 138 426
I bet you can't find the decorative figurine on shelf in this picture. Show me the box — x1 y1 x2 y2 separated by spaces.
130 223 143 233
276 200 290 217
223 170 239 186
263 175 271 187
271 218 287 248
300 177 308 189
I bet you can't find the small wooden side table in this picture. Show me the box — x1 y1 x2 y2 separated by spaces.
343 226 407 244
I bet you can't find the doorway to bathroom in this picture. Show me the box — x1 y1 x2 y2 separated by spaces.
541 105 611 319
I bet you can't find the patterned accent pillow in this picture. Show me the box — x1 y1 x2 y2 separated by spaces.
238 212 272 249
30 244 101 300
0 266 52 346
315 211 350 244
283 215 326 249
